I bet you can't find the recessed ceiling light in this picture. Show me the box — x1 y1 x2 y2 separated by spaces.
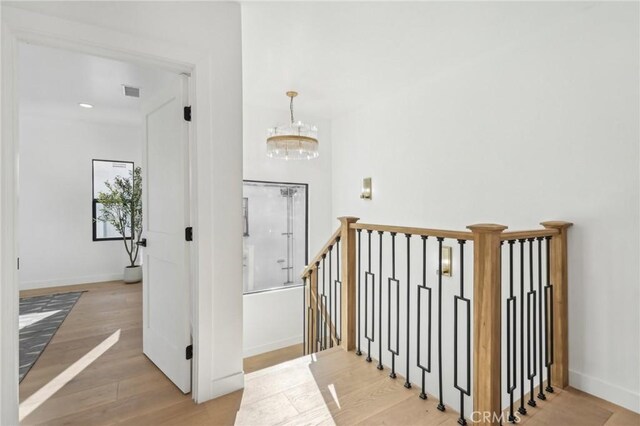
78 103 94 109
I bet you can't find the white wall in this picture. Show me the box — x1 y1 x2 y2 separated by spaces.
242 104 332 356
18 115 141 289
243 287 304 357
1 3 243 419
331 3 639 412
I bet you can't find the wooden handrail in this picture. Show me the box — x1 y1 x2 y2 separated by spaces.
301 227 341 278
501 228 559 240
302 215 571 426
351 222 473 240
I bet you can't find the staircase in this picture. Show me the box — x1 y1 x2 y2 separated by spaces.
220 346 634 426
235 347 463 425
300 217 573 425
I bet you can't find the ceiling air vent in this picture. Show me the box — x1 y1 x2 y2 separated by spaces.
122 85 140 98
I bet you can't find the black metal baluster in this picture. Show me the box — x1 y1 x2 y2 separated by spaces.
315 262 320 353
437 237 445 411
544 236 554 393
365 230 374 363
308 304 312 354
507 240 517 423
388 233 399 378
417 236 431 400
537 237 546 400
527 238 537 407
322 255 327 351
329 246 333 348
405 234 412 389
454 240 470 425
357 229 362 356
335 237 341 345
518 239 527 416
378 231 384 370
303 275 306 355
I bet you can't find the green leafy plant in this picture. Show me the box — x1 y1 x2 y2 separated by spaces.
96 167 143 267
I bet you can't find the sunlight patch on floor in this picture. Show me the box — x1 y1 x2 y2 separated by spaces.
19 329 121 421
328 383 341 409
236 351 339 425
19 310 61 330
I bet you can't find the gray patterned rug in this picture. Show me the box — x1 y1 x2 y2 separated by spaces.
19 292 83 382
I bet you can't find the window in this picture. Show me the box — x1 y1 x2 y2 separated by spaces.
242 180 308 294
92 159 134 241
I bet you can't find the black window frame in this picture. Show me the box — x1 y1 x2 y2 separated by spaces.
242 179 310 294
92 159 135 242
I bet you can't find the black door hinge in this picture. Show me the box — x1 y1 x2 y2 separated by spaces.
186 344 193 360
184 106 192 122
17 257 19 270
185 227 193 242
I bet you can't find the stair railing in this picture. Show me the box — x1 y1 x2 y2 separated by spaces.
301 217 571 426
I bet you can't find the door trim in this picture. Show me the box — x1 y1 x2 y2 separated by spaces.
0 8 217 424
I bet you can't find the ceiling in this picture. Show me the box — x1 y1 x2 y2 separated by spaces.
19 42 178 125
241 2 595 119
17 3 596 124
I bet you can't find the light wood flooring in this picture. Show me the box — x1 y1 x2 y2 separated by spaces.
19 281 639 425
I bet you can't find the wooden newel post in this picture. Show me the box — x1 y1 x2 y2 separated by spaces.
339 216 359 351
467 223 507 425
541 221 573 389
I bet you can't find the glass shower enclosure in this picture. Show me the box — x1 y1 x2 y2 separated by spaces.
242 180 308 294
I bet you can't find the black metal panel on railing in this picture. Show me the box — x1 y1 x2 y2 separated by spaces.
321 255 327 350
365 230 375 363
303 275 306 355
377 231 384 371
506 240 517 422
417 236 432 401
518 238 527 416
454 240 470 425
436 237 445 412
328 246 333 349
537 237 545 401
544 236 554 393
334 237 342 345
356 229 363 356
387 233 400 378
527 237 537 408
404 233 412 389
301 220 566 424
504 235 555 423
316 260 321 353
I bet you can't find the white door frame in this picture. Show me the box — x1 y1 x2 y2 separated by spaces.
0 7 229 424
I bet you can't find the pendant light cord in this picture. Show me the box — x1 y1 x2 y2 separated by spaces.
290 95 295 124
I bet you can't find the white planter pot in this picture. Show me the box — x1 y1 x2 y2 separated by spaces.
124 265 142 284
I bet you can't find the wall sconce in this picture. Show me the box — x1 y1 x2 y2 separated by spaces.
360 177 372 200
439 246 452 277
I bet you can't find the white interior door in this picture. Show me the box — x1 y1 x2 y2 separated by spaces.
141 75 191 393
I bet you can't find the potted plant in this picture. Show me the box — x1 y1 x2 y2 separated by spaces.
96 166 143 283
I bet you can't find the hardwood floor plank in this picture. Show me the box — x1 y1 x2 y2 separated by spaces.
19 281 639 426
234 393 299 426
244 344 303 374
204 390 244 425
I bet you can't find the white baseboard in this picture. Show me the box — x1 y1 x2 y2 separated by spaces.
20 273 123 290
570 369 640 413
243 335 303 358
209 371 244 400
